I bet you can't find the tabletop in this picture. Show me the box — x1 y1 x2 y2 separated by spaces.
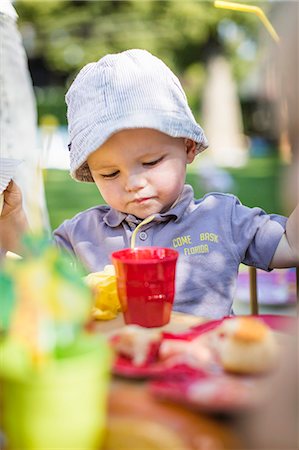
93 312 245 450
92 310 207 335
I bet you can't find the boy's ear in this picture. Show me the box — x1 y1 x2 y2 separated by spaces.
185 139 197 163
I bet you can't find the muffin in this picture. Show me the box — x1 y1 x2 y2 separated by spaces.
215 317 279 374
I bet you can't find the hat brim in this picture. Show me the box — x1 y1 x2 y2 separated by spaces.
70 112 208 182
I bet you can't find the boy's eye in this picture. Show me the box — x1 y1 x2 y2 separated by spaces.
101 170 119 179
143 156 164 167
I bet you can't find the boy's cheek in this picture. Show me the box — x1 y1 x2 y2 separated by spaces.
94 182 109 201
98 185 122 207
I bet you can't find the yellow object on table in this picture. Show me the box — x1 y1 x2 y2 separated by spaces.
86 215 155 320
85 265 121 320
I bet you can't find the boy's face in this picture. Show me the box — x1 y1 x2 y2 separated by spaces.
87 128 196 219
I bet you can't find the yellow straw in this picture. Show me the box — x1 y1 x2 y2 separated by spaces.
214 1 280 43
130 215 155 249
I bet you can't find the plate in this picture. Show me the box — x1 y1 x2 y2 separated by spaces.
149 314 296 414
112 314 295 378
112 314 296 414
185 313 296 335
149 371 268 414
113 356 204 379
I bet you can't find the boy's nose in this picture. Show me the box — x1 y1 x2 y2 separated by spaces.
125 173 146 192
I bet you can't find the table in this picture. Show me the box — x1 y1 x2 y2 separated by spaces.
93 312 245 450
92 310 206 335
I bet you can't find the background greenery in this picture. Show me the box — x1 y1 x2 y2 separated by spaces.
16 0 268 134
14 1 289 232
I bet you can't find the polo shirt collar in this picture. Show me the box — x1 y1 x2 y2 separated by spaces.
160 184 194 222
103 184 195 227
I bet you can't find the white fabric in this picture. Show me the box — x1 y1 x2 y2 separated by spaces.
0 158 21 194
0 11 50 231
0 0 18 21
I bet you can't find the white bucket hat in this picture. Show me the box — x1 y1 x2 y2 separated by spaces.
66 49 208 182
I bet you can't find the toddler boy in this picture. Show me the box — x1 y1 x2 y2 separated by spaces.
1 49 298 318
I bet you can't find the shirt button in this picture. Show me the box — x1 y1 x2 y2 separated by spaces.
139 231 147 240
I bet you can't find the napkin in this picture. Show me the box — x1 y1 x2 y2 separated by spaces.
85 265 121 320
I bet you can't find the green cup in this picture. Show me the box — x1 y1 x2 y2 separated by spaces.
0 335 111 450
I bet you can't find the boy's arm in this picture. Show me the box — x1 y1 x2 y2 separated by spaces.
0 181 29 254
269 205 299 268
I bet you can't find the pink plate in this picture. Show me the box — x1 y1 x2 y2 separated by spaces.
113 357 205 379
112 314 296 379
149 314 296 414
112 314 296 413
186 313 296 335
149 371 267 414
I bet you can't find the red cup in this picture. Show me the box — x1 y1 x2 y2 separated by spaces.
111 247 178 328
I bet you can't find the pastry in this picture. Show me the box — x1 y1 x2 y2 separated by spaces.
215 317 279 374
111 325 162 366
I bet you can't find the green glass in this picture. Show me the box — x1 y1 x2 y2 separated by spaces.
1 335 111 450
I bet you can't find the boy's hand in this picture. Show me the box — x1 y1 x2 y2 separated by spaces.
1 180 23 217
270 205 299 268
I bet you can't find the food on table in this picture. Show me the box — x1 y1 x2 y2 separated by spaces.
111 316 282 379
85 265 121 320
110 325 162 366
215 317 279 374
110 316 288 415
159 334 218 372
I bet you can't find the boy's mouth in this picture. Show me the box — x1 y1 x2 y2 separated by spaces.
134 197 153 204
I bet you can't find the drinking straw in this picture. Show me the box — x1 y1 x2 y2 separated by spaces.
130 215 155 249
214 1 280 43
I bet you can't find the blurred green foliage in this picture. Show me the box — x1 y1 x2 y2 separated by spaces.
35 86 67 125
16 0 258 73
15 0 265 125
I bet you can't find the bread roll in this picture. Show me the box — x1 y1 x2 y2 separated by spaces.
216 317 279 374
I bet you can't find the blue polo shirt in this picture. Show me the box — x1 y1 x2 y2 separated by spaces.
54 185 286 318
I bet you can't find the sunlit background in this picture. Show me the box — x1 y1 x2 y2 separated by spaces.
1 5 297 449
14 0 292 227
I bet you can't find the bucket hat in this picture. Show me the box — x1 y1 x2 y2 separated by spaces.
66 49 208 182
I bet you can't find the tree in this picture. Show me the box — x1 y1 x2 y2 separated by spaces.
15 0 261 124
